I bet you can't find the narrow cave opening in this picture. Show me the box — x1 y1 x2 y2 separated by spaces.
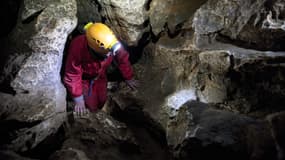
0 0 22 95
55 8 171 159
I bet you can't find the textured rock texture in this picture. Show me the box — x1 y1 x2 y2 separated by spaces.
76 0 101 33
50 111 139 160
167 101 277 160
192 0 285 51
0 150 36 160
110 0 285 159
149 0 207 36
0 0 77 152
97 0 149 45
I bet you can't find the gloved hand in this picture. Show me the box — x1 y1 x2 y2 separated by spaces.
73 95 89 118
125 79 139 90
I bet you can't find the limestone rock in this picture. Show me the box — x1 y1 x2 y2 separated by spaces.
51 111 138 160
0 0 77 152
149 0 207 36
97 0 148 45
186 45 285 114
76 0 101 33
167 101 277 160
21 0 51 22
197 50 231 103
192 0 285 51
132 35 201 129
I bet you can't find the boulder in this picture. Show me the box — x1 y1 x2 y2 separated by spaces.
50 111 138 160
192 0 285 51
167 101 277 160
149 0 207 36
97 0 149 45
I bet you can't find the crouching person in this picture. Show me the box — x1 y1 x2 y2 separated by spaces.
63 22 138 117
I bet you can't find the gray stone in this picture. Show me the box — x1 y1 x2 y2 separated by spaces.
97 0 148 45
132 35 201 129
76 0 101 33
199 50 231 74
0 150 36 160
49 148 91 160
196 50 231 103
21 0 52 21
192 0 285 51
52 111 138 160
193 0 266 37
167 101 277 160
149 0 207 36
0 0 77 152
267 111 285 160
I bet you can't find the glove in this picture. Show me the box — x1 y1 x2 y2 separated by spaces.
125 79 139 90
73 95 89 118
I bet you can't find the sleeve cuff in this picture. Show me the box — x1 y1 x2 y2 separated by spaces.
73 95 84 103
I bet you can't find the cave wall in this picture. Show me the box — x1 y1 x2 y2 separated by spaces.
0 0 285 159
91 0 285 159
0 0 77 152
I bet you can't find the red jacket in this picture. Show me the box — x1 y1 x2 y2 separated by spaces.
63 35 133 98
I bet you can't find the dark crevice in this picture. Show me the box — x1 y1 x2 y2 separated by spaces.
0 0 22 37
145 0 152 11
0 120 42 144
109 102 172 158
167 21 185 38
92 0 102 12
216 31 285 51
149 23 167 43
142 19 150 28
226 59 285 115
149 21 186 44
127 31 151 65
22 9 44 24
101 16 107 23
60 29 81 79
20 125 66 160
109 101 166 145
0 81 16 95
266 56 285 64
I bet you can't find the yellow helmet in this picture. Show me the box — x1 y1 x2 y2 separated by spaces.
84 22 119 54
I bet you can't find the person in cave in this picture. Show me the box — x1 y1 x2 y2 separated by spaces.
63 22 138 117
